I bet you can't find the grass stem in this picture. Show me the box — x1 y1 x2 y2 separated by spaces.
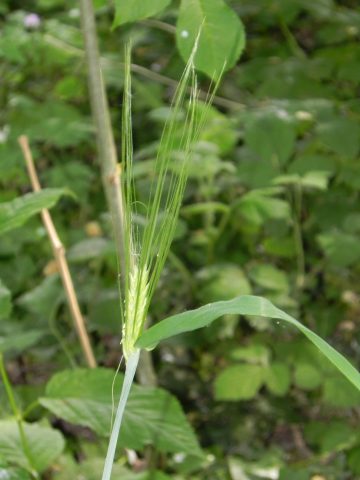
102 349 140 480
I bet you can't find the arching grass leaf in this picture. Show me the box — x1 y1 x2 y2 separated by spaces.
136 295 360 391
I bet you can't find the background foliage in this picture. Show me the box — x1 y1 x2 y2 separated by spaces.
1 0 360 479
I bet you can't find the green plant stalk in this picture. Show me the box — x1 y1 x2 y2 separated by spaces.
0 354 38 478
79 0 157 384
101 31 211 477
101 349 140 480
79 0 126 277
293 183 305 290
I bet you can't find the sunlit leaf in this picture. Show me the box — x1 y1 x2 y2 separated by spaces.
176 0 245 79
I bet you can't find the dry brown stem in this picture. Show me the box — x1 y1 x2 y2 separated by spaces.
18 135 97 369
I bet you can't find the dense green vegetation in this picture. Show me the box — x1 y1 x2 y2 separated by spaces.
1 1 360 479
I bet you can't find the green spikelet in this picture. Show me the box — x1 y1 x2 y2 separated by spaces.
122 263 149 359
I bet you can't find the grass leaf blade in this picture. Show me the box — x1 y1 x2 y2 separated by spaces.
136 295 360 391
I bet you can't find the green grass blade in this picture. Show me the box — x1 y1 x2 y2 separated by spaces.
101 349 140 480
136 295 360 391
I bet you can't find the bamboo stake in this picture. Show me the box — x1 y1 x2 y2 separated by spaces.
18 135 97 369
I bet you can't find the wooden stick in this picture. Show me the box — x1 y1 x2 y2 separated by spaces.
18 135 97 369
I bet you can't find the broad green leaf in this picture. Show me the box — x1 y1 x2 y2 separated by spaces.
320 422 357 454
176 0 245 79
294 363 322 390
214 364 264 401
348 447 360 476
0 189 68 236
249 265 289 293
273 171 330 190
113 0 171 27
196 264 251 303
306 419 358 455
317 117 360 159
245 114 296 165
264 362 291 396
230 344 270 365
40 368 202 457
136 295 360 392
17 275 61 317
89 289 121 334
67 237 113 262
0 330 46 355
195 103 238 155
237 191 291 227
263 237 296 258
0 420 64 473
0 463 30 480
54 457 171 480
317 231 360 267
0 279 11 320
323 376 360 408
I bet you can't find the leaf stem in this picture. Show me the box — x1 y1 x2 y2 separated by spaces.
0 353 38 478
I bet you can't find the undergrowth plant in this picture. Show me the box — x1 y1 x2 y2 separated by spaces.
102 43 360 480
102 39 210 479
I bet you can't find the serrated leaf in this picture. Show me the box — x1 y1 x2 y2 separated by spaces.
214 364 264 401
176 0 245 79
0 189 68 236
136 295 360 392
113 0 171 27
40 368 202 457
0 421 64 473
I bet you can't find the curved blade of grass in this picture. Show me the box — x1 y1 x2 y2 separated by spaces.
101 349 140 480
136 295 360 391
